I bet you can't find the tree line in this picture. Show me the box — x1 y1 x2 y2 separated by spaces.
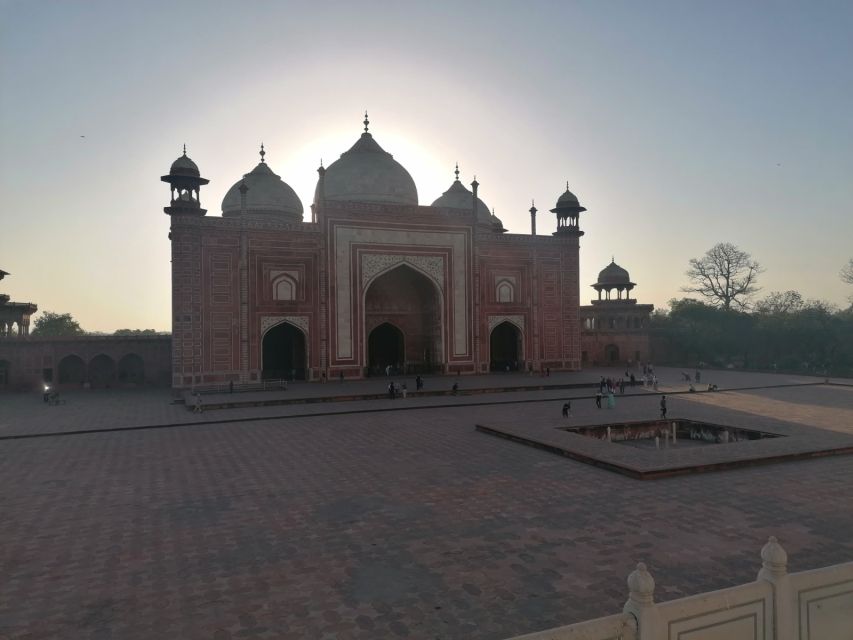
652 244 853 376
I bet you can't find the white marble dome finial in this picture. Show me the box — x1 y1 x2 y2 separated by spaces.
259 142 266 163
363 110 369 133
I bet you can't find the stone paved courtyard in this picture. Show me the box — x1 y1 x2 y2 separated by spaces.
1 370 852 639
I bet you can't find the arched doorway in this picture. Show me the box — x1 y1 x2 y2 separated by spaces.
58 355 85 385
604 344 620 363
368 323 404 374
0 360 9 386
490 322 522 371
262 322 307 380
364 264 442 375
89 354 116 388
118 354 145 384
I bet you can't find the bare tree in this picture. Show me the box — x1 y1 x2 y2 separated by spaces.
754 290 804 314
841 259 853 285
682 243 763 311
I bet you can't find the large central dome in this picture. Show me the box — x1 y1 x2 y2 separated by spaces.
321 122 418 206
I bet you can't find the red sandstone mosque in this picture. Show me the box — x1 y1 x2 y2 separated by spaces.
0 115 654 390
163 115 593 388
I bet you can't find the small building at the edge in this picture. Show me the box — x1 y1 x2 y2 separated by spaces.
580 260 654 367
162 116 590 387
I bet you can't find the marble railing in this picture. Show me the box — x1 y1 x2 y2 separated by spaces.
507 537 853 640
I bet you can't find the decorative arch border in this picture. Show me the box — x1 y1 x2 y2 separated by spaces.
260 315 310 338
487 314 525 334
361 254 445 293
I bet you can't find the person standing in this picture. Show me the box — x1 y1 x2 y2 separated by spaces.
595 391 602 409
561 402 571 418
660 395 667 419
452 381 459 396
388 382 395 400
401 383 407 399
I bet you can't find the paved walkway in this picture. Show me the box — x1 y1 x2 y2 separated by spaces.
1 371 850 639
678 385 853 435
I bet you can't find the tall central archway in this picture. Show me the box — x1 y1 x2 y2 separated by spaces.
262 322 307 380
490 321 522 371
364 264 443 375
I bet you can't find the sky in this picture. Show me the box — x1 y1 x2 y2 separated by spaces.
1 0 851 332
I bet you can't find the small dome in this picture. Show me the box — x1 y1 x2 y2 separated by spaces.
551 183 587 213
431 178 491 223
222 161 303 220
170 150 199 177
321 131 418 206
597 260 631 285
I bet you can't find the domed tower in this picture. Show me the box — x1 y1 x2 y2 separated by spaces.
431 164 504 231
317 112 418 207
550 182 587 235
592 258 636 302
221 144 303 222
161 146 209 216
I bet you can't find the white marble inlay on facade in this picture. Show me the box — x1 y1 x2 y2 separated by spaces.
361 254 445 291
260 315 310 336
488 314 525 333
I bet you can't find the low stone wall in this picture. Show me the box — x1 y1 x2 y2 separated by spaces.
507 537 852 640
0 335 172 390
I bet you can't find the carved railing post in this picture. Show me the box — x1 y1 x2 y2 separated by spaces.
757 536 793 640
623 562 660 640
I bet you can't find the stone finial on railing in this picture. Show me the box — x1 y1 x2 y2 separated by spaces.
758 536 788 581
627 562 656 604
624 562 659 639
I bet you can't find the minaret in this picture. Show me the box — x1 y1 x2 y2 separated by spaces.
530 200 537 235
161 145 209 216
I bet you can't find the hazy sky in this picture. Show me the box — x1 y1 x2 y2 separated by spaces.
1 0 851 332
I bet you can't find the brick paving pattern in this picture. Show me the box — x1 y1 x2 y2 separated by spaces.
1 372 851 639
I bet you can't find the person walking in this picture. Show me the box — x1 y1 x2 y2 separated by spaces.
452 381 459 396
388 382 395 400
561 402 571 418
193 393 203 413
660 395 667 419
401 382 407 399
595 391 602 409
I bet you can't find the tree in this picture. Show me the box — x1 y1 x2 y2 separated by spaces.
113 329 158 336
31 311 85 336
841 259 853 285
754 290 804 315
682 242 763 310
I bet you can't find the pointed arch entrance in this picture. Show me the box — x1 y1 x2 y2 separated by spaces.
262 321 307 380
58 355 85 385
89 354 116 388
368 323 404 374
363 264 443 375
604 344 620 363
490 321 522 372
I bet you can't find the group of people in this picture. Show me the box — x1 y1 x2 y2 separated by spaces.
387 375 427 399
